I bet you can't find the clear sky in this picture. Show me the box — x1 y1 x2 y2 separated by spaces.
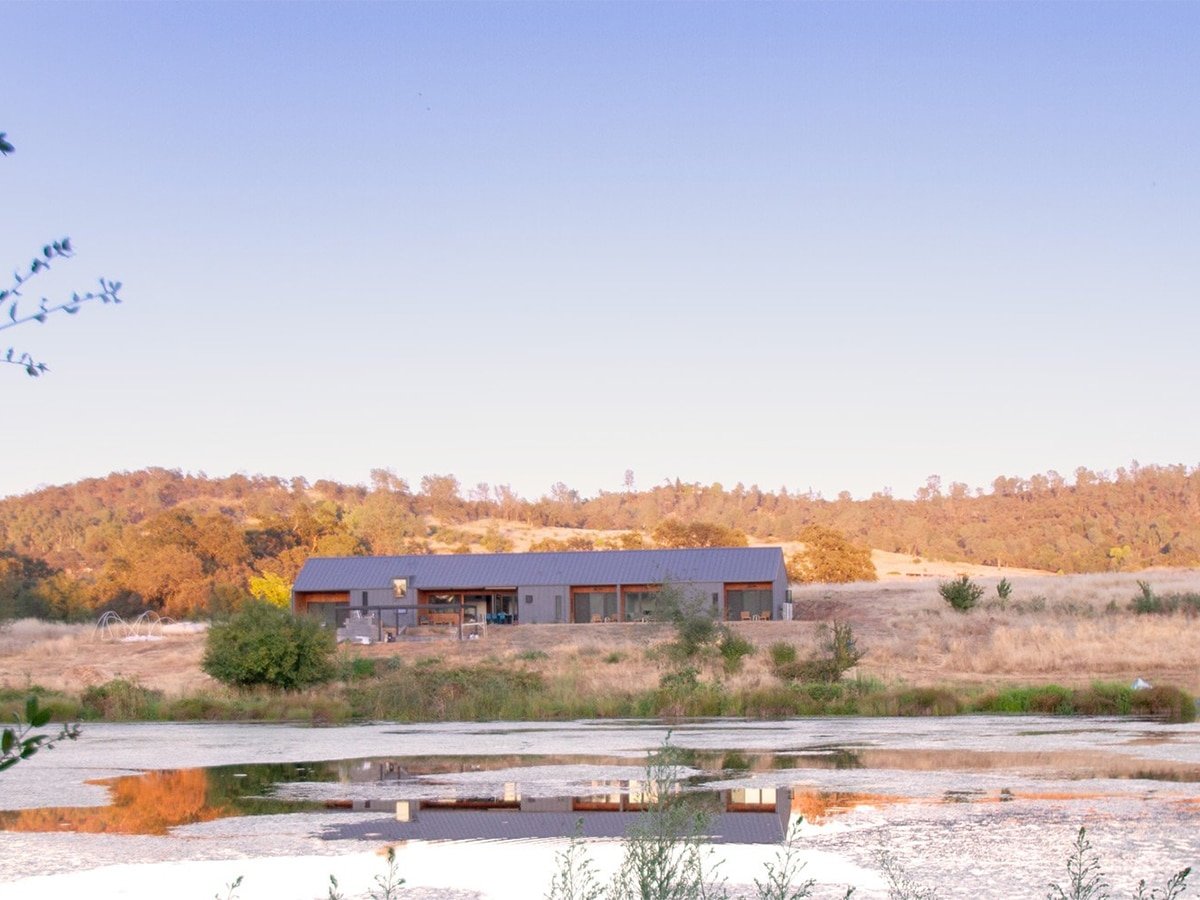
2 2 1197 502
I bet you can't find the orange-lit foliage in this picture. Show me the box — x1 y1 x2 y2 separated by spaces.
789 789 901 823
529 535 596 552
4 463 1200 620
786 525 877 584
0 768 229 835
651 519 748 549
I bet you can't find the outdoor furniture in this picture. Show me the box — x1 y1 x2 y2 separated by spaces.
740 611 751 621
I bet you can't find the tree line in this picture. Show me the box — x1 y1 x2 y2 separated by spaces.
1 462 1197 620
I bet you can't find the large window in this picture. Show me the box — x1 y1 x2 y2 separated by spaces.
726 586 773 620
306 602 344 628
572 589 618 623
623 590 660 621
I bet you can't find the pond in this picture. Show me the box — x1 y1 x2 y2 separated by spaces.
1 717 1197 899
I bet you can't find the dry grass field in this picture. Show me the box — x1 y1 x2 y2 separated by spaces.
2 569 1197 700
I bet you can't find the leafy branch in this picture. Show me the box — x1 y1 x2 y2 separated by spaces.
0 695 81 772
1 131 124 376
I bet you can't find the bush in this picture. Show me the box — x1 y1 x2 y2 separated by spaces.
80 679 162 720
338 656 377 680
819 621 865 679
1129 581 1200 616
996 578 1013 600
1131 685 1196 723
349 662 547 720
939 575 984 612
769 624 864 684
768 642 797 668
658 584 721 658
203 601 336 690
718 630 755 674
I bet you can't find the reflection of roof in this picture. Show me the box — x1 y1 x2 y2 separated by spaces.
321 810 786 844
295 548 785 592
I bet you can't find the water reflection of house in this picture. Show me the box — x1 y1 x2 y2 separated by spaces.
293 548 790 635
320 784 791 844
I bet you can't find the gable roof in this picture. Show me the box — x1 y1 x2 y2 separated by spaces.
293 547 784 592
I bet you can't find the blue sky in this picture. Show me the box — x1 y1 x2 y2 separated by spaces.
2 2 1197 502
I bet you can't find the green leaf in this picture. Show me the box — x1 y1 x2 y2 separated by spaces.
1 727 14 754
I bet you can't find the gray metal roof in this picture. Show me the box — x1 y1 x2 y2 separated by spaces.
293 547 784 592
321 809 785 844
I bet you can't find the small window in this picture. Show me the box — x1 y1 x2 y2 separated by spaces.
392 578 408 599
361 591 368 605
712 592 719 606
525 594 533 604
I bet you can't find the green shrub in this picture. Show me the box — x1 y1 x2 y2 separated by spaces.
1130 580 1160 614
516 649 548 661
718 631 755 674
768 642 797 667
939 575 984 612
0 686 78 721
663 588 721 658
769 624 863 684
818 621 865 680
973 685 1074 715
803 682 845 703
996 578 1013 600
80 679 162 720
892 687 962 716
349 663 547 721
203 601 336 690
1129 581 1200 616
1072 682 1132 716
658 666 701 694
338 656 377 680
1131 685 1196 723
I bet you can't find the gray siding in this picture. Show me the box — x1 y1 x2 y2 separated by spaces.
681 581 724 618
771 558 789 620
520 585 566 624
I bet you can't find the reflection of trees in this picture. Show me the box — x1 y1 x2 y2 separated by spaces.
0 763 331 835
0 769 227 835
789 789 897 823
204 761 336 813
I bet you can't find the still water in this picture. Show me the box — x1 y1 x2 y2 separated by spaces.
1 717 1197 899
